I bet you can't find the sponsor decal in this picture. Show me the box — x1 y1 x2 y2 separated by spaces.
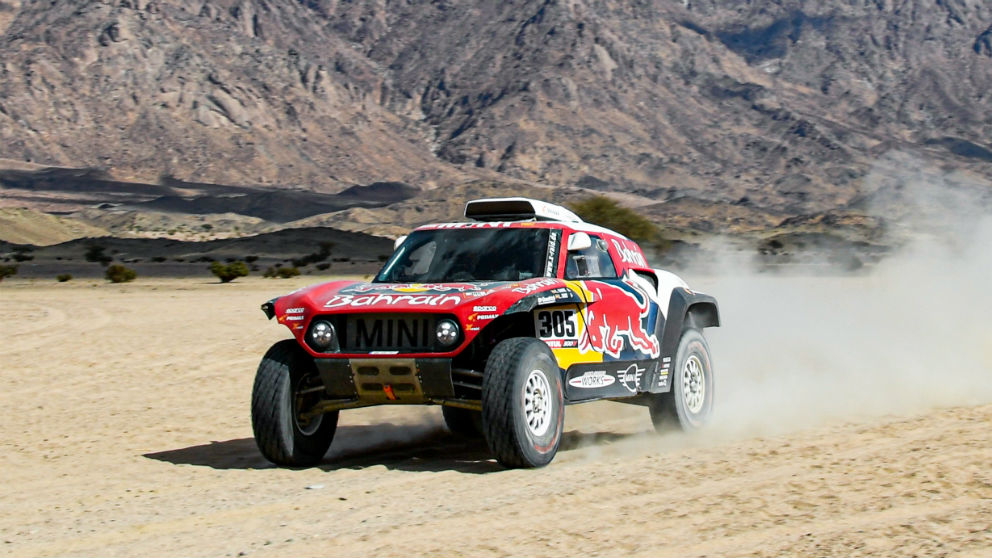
543 339 579 349
463 289 497 299
475 314 498 321
343 283 487 294
473 305 497 312
611 238 647 267
545 230 560 277
324 293 462 309
536 295 556 305
578 276 660 359
568 370 616 389
617 363 644 393
424 222 512 229
512 277 559 294
286 315 305 321
286 307 305 314
657 370 669 388
551 287 573 299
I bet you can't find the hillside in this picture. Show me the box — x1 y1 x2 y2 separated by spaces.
1 0 990 225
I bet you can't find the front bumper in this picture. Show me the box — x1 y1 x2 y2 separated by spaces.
315 357 471 405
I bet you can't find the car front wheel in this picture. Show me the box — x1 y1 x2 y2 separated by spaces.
481 338 564 468
251 340 338 466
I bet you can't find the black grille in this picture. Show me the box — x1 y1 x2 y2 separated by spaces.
338 313 454 353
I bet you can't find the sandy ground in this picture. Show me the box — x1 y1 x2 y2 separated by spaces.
1 276 990 557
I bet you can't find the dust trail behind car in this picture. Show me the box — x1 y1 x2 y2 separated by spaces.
697 158 992 440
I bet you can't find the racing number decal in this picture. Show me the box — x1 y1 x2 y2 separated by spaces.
534 308 580 350
537 309 577 338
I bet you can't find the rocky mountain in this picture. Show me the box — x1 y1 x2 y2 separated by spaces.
1 0 990 230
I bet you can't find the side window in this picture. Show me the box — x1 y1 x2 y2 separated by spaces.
565 235 618 279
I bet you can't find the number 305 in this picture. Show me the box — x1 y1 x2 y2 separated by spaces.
536 310 577 338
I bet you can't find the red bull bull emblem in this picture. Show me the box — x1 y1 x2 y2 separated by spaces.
578 276 660 359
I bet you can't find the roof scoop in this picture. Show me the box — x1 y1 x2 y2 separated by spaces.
464 197 583 223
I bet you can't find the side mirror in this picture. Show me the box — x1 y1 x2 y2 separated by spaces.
566 232 592 252
393 235 407 252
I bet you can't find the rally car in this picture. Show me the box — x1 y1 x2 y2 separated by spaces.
252 198 719 468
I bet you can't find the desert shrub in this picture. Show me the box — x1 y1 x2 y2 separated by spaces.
244 255 259 263
85 244 113 266
0 264 18 281
291 242 335 267
265 266 300 279
569 195 671 252
210 261 249 283
315 263 331 271
151 256 167 263
105 264 137 283
57 273 72 282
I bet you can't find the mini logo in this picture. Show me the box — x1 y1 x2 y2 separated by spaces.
568 370 616 389
617 363 644 393
473 305 497 312
286 307 305 314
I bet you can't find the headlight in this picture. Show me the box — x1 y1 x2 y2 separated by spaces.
435 319 460 347
309 321 336 351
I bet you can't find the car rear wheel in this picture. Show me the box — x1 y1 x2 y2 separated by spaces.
481 338 564 468
252 340 338 466
441 406 483 437
650 329 714 432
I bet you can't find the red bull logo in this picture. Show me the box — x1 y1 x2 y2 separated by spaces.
578 275 660 359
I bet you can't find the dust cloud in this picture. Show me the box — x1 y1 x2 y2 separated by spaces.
697 155 992 438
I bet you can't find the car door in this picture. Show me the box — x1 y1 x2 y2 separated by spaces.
562 233 663 396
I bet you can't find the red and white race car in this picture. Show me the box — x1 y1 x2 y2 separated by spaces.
253 198 719 468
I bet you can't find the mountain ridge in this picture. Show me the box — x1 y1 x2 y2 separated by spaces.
1 0 990 226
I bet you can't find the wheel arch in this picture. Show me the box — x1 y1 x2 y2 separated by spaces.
659 288 720 363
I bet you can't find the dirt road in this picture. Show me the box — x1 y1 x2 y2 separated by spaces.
1 277 989 557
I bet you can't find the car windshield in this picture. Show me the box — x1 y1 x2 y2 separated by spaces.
376 227 554 283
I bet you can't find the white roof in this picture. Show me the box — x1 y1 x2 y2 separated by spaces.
464 197 583 223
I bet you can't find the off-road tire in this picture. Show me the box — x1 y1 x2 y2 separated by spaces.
481 338 564 468
252 340 338 466
442 406 483 437
650 329 714 432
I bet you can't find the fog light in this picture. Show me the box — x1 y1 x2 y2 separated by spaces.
310 321 335 350
435 319 459 347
